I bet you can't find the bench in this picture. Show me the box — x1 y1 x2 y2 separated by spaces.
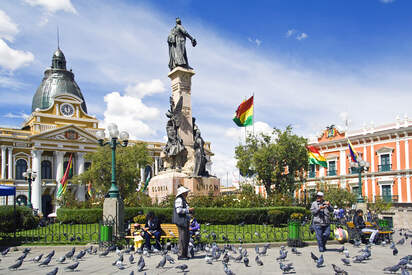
126 223 179 241
346 221 393 243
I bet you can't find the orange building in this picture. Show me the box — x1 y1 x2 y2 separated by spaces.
304 116 412 204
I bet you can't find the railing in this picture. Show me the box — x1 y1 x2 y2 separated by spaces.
374 195 399 203
308 171 316 178
327 170 337 176
378 164 392 172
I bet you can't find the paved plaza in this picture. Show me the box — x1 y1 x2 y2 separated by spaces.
1 235 411 275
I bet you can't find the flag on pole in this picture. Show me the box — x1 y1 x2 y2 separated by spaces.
87 182 92 198
142 165 152 192
57 153 73 198
307 145 328 168
347 139 359 163
233 96 254 127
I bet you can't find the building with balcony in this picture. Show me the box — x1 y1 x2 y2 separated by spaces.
0 47 214 216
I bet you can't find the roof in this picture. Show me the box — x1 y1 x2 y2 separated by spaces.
31 48 87 113
0 185 16 196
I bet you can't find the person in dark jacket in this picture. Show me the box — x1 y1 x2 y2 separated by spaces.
143 211 162 250
173 186 193 260
353 209 379 244
310 191 333 252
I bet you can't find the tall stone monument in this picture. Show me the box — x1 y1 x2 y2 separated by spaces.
148 18 220 202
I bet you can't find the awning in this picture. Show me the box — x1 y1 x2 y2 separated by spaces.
0 185 16 196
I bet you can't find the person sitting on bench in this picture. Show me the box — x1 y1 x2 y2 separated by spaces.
353 209 379 244
189 216 200 237
143 212 161 250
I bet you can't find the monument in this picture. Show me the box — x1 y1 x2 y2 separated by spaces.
149 18 220 202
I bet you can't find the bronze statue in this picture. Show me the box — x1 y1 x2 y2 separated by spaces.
168 18 196 71
163 96 187 169
192 118 209 177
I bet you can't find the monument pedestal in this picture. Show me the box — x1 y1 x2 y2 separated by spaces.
103 197 124 237
148 171 220 202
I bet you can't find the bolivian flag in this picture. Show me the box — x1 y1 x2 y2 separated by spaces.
347 139 359 163
307 146 327 168
57 153 73 198
233 96 253 127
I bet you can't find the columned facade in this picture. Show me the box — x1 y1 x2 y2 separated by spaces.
31 150 43 212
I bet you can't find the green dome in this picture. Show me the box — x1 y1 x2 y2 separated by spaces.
31 48 87 113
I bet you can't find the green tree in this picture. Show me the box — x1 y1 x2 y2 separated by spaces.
367 197 392 215
323 187 357 208
235 126 308 196
73 144 152 200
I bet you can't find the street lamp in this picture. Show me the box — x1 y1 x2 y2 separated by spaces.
96 123 129 198
22 168 37 208
350 157 370 203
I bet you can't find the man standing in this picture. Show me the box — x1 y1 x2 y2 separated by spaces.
310 191 333 252
173 186 193 260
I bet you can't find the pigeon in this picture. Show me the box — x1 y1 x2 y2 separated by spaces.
74 250 86 260
353 239 361 247
397 238 406 245
390 243 396 249
258 246 267 256
1 247 10 256
243 257 249 267
291 247 301 255
255 255 263 266
46 267 59 275
137 256 145 272
332 264 348 275
337 246 345 253
188 245 195 258
401 267 411 275
311 252 319 262
46 250 55 259
8 259 23 270
92 247 98 254
17 252 28 261
57 255 66 263
157 256 166 268
65 261 79 271
205 254 213 264
234 253 243 262
223 263 235 275
384 264 401 273
23 248 31 254
222 252 229 264
129 254 134 264
316 254 324 268
276 251 287 261
129 272 135 275
341 258 350 266
176 264 188 272
393 247 399 256
32 253 43 262
99 249 109 257
65 248 75 259
115 261 125 270
280 262 295 274
353 254 366 263
39 256 52 266
343 249 350 258
165 254 175 264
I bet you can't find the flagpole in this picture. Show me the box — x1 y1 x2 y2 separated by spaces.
252 92 255 137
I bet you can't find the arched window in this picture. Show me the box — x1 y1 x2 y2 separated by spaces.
41 160 52 179
16 195 27 206
85 162 91 171
63 161 74 179
15 159 27 180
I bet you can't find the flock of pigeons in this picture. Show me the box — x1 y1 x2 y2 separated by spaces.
1 228 412 274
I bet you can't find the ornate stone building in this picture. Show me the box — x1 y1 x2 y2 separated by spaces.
0 48 214 216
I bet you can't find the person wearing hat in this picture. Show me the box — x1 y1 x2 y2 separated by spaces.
173 186 194 260
310 191 333 252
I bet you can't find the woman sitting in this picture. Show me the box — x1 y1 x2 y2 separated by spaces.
353 209 379 244
143 212 162 250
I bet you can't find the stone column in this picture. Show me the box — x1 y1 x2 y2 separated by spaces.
54 151 65 210
396 138 402 202
154 157 159 175
31 149 43 213
7 147 13 179
76 152 86 201
1 146 6 179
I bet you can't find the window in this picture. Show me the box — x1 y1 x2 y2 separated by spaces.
308 164 316 178
15 159 27 180
16 195 27 206
352 186 359 195
327 161 337 176
41 160 52 179
382 185 392 202
85 162 91 171
379 154 391 172
63 161 74 179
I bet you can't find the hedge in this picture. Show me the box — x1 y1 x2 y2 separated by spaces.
0 206 39 233
57 206 310 225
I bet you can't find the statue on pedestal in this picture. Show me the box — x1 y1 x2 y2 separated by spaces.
163 96 187 169
168 17 197 71
192 118 209 177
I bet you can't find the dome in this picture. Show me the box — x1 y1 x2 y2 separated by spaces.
31 48 88 113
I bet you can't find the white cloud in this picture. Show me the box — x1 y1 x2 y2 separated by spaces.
380 0 395 3
3 112 29 119
0 39 34 71
125 79 165 98
296 32 308 41
248 37 262 46
286 29 296 38
0 10 18 42
24 0 77 14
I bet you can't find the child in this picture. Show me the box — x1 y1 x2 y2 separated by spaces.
132 224 144 251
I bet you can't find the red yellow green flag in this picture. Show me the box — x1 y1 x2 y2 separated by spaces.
87 182 92 198
233 96 253 127
57 153 73 198
307 146 327 168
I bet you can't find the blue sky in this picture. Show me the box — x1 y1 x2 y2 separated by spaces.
0 0 412 183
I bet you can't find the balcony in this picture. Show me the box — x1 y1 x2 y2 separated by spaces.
374 195 398 203
308 171 316 178
378 164 392 172
327 170 337 176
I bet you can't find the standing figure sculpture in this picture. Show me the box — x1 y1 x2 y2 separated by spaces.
168 17 197 71
192 118 209 177
163 96 187 169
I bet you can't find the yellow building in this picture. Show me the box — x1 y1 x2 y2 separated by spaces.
0 47 213 216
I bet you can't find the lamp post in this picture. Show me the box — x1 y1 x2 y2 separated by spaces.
350 157 370 203
96 123 129 198
22 168 37 208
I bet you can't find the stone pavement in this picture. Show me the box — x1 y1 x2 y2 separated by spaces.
1 236 411 275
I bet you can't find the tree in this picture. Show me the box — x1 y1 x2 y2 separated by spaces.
367 197 392 215
323 187 357 208
235 126 308 196
73 143 152 200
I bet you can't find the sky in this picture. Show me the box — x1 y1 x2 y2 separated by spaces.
1 0 412 185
